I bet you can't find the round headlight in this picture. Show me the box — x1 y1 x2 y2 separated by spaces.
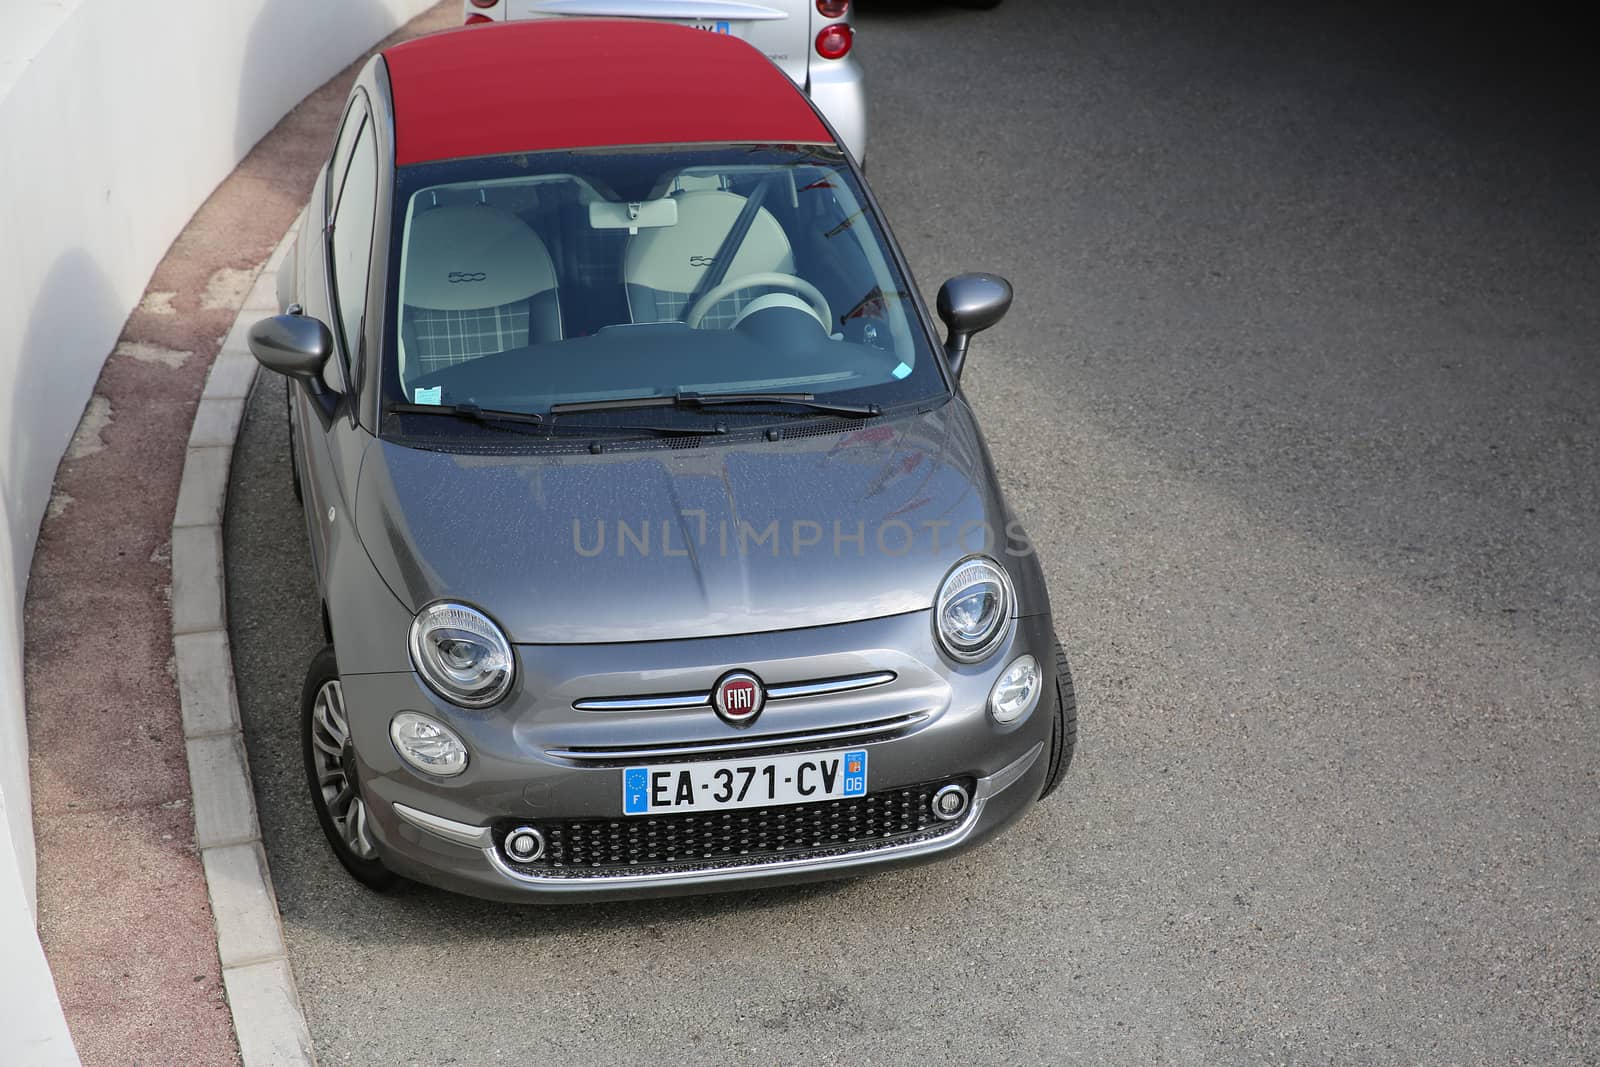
408 601 514 708
935 556 1013 662
989 655 1042 724
390 712 469 777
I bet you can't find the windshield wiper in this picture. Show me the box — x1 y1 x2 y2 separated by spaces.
681 392 882 417
387 401 544 434
389 401 718 439
549 391 880 419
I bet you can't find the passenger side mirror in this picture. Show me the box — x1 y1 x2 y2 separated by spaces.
248 315 334 390
936 273 1013 378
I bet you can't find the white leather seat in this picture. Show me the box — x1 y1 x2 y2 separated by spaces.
400 203 562 377
623 189 794 327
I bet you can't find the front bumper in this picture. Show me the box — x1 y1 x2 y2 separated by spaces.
340 610 1056 902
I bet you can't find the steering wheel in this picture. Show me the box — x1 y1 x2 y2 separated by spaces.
685 272 832 331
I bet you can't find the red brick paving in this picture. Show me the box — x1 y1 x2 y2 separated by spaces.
23 5 455 1063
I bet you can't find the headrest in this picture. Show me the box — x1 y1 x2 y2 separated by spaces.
402 203 557 312
624 190 793 294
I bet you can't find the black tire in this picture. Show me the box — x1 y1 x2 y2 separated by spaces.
1038 639 1078 800
955 0 1003 8
285 384 303 504
301 646 398 891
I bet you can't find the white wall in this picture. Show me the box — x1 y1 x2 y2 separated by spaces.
0 0 434 1059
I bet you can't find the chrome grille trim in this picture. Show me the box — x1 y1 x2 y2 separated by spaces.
487 807 976 888
545 711 929 762
501 778 973 876
570 692 710 712
571 670 897 712
765 671 896 700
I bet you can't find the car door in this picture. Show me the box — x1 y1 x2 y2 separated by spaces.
502 0 808 87
297 93 381 585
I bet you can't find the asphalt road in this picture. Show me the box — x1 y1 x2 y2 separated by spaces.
225 3 1600 1063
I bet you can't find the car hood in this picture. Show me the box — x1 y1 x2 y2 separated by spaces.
354 402 1014 644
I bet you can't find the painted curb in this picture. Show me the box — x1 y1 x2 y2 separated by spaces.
171 219 316 1067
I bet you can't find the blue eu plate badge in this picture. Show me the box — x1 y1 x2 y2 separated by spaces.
624 768 650 815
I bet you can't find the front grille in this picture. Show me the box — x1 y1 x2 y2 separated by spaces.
571 669 897 713
546 711 928 766
495 778 972 879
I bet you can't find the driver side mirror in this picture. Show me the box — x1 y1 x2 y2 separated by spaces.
248 314 334 390
936 273 1013 379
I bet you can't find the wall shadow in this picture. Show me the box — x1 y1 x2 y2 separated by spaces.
231 0 428 163
6 249 122 605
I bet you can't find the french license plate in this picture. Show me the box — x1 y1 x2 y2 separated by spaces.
689 19 733 34
623 748 867 816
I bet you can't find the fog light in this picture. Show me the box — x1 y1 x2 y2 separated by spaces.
390 712 469 777
989 655 1042 724
932 783 970 821
504 826 545 863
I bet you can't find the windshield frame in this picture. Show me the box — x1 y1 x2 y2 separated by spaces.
362 142 954 441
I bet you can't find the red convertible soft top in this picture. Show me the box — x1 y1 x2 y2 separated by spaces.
384 19 834 166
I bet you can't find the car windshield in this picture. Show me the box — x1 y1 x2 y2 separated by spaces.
380 145 943 431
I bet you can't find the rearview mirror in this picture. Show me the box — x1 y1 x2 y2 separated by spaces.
936 273 1013 378
589 198 678 234
248 315 334 388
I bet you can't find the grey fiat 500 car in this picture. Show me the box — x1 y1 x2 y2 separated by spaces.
250 19 1076 902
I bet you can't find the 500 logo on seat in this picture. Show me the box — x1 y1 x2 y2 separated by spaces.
447 271 487 283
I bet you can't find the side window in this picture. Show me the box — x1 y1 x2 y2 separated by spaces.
329 117 378 370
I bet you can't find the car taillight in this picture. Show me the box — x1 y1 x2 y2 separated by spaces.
470 0 498 6
815 23 852 60
816 0 849 17
465 12 493 24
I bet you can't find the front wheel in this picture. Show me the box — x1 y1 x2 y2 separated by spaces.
302 646 397 891
1037 639 1078 800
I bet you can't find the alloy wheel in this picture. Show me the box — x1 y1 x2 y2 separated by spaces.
309 679 378 860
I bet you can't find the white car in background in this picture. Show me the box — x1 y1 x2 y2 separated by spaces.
461 0 867 162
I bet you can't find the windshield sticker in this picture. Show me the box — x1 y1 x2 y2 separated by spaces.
892 362 911 380
414 386 442 405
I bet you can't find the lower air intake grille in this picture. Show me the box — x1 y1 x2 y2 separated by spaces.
496 778 972 879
